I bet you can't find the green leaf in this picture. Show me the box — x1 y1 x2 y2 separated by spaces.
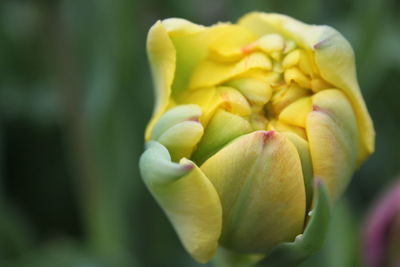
257 179 331 267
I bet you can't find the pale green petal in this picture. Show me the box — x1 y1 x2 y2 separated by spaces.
139 141 194 185
157 121 204 162
139 141 222 263
200 131 306 253
151 104 202 140
238 12 375 162
307 89 359 199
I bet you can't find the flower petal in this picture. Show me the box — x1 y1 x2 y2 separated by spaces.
238 12 375 162
282 132 313 211
200 131 306 253
157 121 204 162
170 23 257 95
145 21 177 140
139 141 222 263
307 89 359 199
151 104 202 140
258 179 331 266
279 96 312 128
192 110 251 165
189 52 272 90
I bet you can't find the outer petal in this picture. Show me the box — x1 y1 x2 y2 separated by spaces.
282 132 313 211
200 131 306 254
307 89 359 199
145 21 177 140
238 12 375 163
146 20 258 139
139 141 222 263
258 179 331 266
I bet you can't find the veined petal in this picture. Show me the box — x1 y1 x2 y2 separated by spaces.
258 179 331 266
200 131 306 253
139 141 222 263
238 12 374 162
307 90 359 199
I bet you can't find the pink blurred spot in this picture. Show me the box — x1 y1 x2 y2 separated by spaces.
363 179 400 267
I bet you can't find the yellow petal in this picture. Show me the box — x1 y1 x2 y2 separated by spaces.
178 87 221 126
145 21 177 140
282 49 300 69
313 30 375 160
200 131 306 253
307 89 359 199
189 52 272 89
243 34 285 55
217 86 252 116
208 25 258 63
192 110 251 165
226 77 273 105
170 23 257 95
238 11 374 161
269 84 310 115
162 18 205 36
140 141 222 263
284 67 311 89
279 96 312 128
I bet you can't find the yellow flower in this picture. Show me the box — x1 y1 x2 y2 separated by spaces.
140 12 375 263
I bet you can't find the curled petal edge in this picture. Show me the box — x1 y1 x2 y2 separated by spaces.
139 141 222 263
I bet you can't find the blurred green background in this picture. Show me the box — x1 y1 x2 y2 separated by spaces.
0 0 399 266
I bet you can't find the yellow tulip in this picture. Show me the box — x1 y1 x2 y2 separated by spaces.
140 12 375 263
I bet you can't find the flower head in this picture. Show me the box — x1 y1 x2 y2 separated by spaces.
140 12 375 263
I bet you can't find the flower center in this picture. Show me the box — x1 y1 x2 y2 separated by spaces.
226 35 334 138
175 32 333 156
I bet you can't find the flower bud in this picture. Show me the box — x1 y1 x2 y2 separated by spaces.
140 12 375 263
364 180 400 267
